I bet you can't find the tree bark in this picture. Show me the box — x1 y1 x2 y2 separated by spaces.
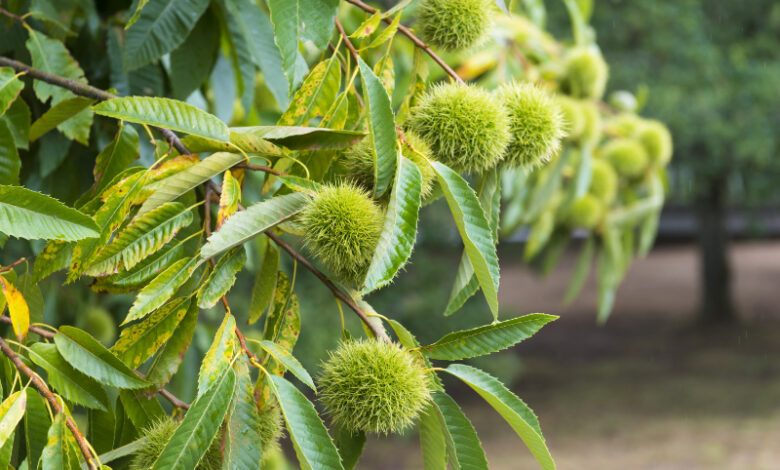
695 174 737 324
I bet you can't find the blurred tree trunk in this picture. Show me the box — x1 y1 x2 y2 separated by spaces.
695 174 736 324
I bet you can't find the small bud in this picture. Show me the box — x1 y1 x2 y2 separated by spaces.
589 158 618 205
580 101 602 144
407 82 510 173
498 82 566 168
417 0 494 51
557 96 586 142
562 47 609 100
604 112 642 138
565 194 605 229
318 339 432 435
601 138 649 180
637 119 673 167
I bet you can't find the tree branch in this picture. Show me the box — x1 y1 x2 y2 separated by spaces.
0 336 98 470
344 0 465 84
0 56 190 155
0 257 26 273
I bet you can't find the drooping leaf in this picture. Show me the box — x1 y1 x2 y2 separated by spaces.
197 312 236 398
1 97 31 150
138 152 244 216
262 272 300 375
93 96 229 142
357 56 397 198
233 126 364 150
85 201 194 276
151 368 236 470
25 388 51 468
169 10 219 100
124 257 201 324
93 123 140 194
41 413 81 470
276 58 341 126
119 389 165 430
419 402 447 470
269 375 345 470
201 192 310 259
431 391 489 470
0 276 28 340
112 297 191 368
443 364 555 470
96 239 186 292
54 326 149 389
0 68 23 117
123 0 210 71
218 0 256 112
88 407 115 455
145 298 198 387
0 185 99 241
433 163 500 320
363 156 422 293
564 235 594 304
198 247 246 308
421 314 557 361
258 340 314 390
0 120 20 185
29 96 94 143
223 358 264 470
248 242 279 324
333 425 365 470
0 391 25 448
28 343 110 411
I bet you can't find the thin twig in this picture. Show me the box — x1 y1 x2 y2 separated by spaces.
0 316 54 339
234 162 285 176
0 7 25 23
0 56 190 155
0 257 26 273
0 337 98 470
334 19 361 66
344 0 465 84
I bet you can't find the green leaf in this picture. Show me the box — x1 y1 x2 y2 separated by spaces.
564 235 594 304
169 10 219 100
0 185 99 241
124 257 201 324
223 358 264 470
25 388 51 469
248 242 279 324
41 413 81 470
334 425 365 470
421 314 557 360
257 340 314 390
1 97 31 150
0 391 25 448
445 169 501 316
93 96 228 142
138 152 244 216
123 0 210 70
433 163 500 320
0 121 20 185
443 364 555 470
201 192 310 259
198 312 236 398
93 124 140 194
28 343 109 411
419 402 447 470
0 68 23 117
431 391 489 470
218 0 256 112
119 389 165 430
262 272 300 375
85 201 194 276
88 407 115 455
145 298 198 387
198 247 246 308
26 29 86 106
524 212 554 261
269 375 345 470
112 297 191 368
277 57 341 126
54 326 149 389
181 131 284 155
151 369 236 470
234 126 364 150
29 96 94 143
125 0 150 29
363 156 422 293
97 240 185 291
357 56 397 198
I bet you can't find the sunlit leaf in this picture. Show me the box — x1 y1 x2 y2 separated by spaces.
0 185 99 241
28 343 110 411
198 247 246 309
124 257 202 324
197 312 236 398
0 276 28 340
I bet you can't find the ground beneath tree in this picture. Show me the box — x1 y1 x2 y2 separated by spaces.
358 241 780 469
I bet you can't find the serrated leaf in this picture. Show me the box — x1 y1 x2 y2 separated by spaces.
433 163 500 320
0 68 23 117
93 124 140 194
198 247 246 308
269 375 345 470
145 298 198 387
41 413 81 470
277 175 322 193
421 314 557 361
112 297 191 369
0 121 20 185
1 97 31 150
201 192 309 259
123 0 210 70
96 236 186 291
169 10 219 100
0 276 28 340
277 57 341 126
29 96 94 143
248 242 279 325
234 126 364 150
0 391 25 447
31 241 72 283
258 340 314 390
198 312 236 398
85 202 193 276
119 389 165 430
419 402 447 470
151 368 236 470
124 257 201 324
363 156 422 293
28 343 109 411
431 391 489 470
223 358 264 470
357 56 397 198
262 272 300 375
0 185 99 241
54 326 149 389
25 388 51 468
138 152 243 217
93 96 228 142
26 29 86 106
443 364 555 470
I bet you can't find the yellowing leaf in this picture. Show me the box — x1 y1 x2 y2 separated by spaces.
217 170 241 229
0 276 29 340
